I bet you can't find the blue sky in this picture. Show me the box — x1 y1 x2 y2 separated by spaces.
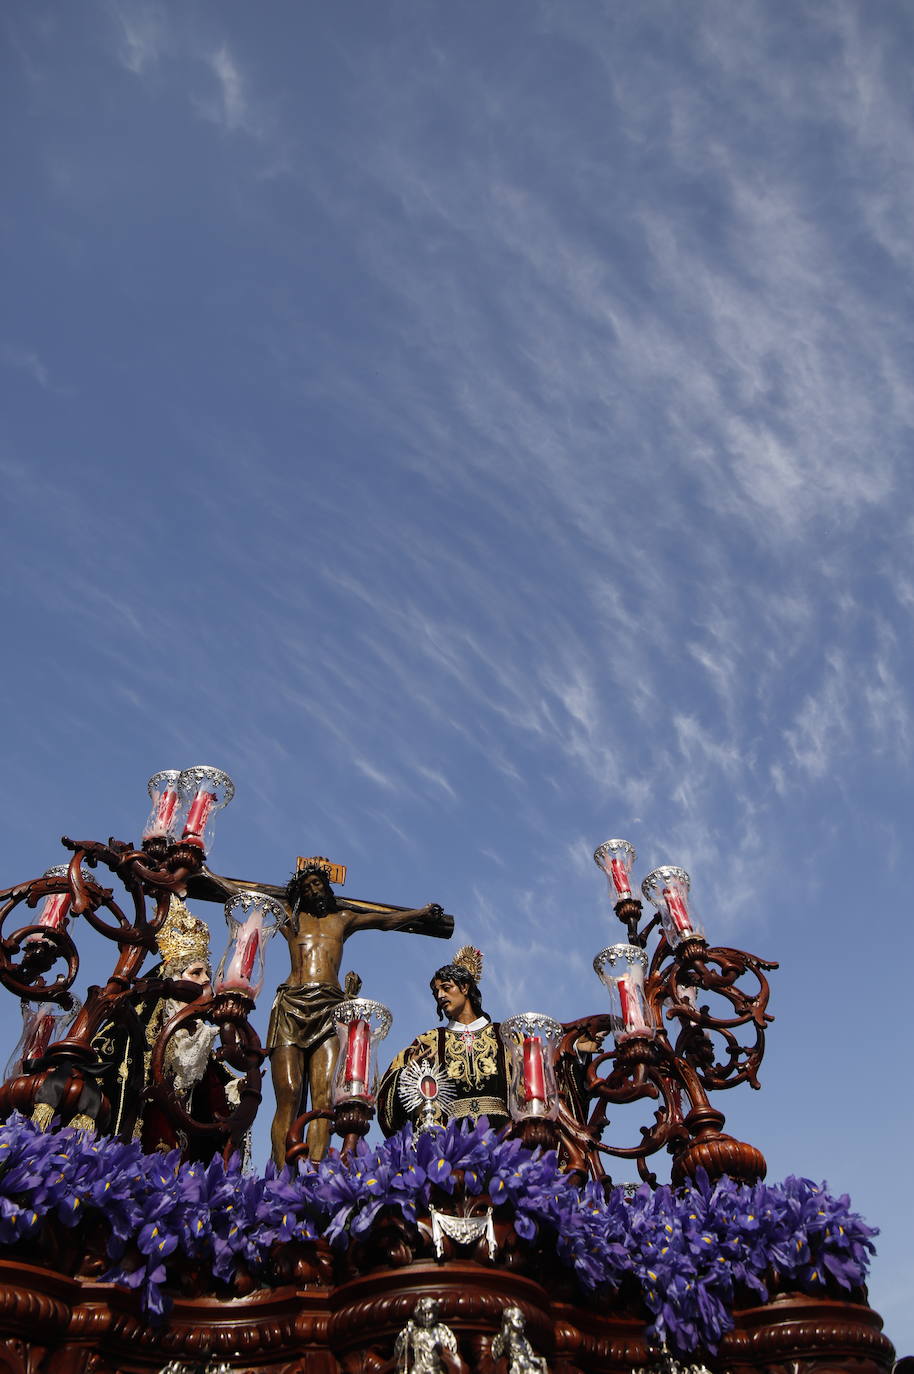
2 0 913 1352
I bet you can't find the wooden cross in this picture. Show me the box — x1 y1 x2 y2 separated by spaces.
185 855 455 940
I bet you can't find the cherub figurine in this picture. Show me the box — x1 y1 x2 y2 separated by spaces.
393 1297 462 1373
491 1307 549 1373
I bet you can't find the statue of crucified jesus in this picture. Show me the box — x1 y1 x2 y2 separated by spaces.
267 863 449 1163
185 857 452 1164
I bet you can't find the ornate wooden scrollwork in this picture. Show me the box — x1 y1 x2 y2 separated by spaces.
0 829 263 1147
145 989 265 1157
553 926 777 1187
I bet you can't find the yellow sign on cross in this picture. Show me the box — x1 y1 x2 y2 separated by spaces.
296 855 347 886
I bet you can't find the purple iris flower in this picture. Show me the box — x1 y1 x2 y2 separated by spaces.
0 1114 881 1347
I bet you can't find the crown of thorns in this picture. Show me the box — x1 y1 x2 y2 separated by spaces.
287 863 334 888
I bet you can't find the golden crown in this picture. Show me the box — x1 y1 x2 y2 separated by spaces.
453 945 483 981
156 896 211 974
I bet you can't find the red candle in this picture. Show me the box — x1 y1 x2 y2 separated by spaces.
38 892 71 931
219 915 263 993
523 1035 547 1102
238 930 259 982
344 1019 370 1089
183 790 215 840
618 976 647 1031
610 857 631 897
25 1012 55 1062
153 786 179 834
662 886 692 935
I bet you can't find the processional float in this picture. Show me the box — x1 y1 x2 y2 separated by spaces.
0 772 894 1374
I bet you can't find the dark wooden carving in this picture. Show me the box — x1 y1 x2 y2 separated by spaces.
723 1291 895 1374
554 907 777 1189
0 841 264 1158
0 1253 893 1374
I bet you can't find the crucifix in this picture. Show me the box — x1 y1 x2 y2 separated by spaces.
186 857 453 1162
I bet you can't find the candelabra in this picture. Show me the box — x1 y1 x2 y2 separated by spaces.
0 767 263 1158
285 997 393 1161
551 839 777 1187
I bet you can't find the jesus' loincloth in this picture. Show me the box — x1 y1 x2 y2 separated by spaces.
266 982 346 1054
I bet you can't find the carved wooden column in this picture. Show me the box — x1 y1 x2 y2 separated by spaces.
63 1284 334 1374
0 1261 75 1374
722 1291 895 1374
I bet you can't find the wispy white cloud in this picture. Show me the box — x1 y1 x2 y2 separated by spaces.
108 0 166 75
352 755 402 792
2 343 53 391
413 764 457 801
196 43 260 138
781 651 852 783
861 619 911 757
103 7 284 166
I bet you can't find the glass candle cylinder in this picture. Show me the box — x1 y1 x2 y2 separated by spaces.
499 1012 564 1120
142 770 184 843
593 839 637 902
26 863 93 942
641 866 705 947
35 864 73 932
178 766 235 852
4 997 81 1079
331 998 392 1105
215 890 283 998
593 943 655 1042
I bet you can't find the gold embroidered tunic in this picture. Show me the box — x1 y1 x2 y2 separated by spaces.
377 1018 509 1135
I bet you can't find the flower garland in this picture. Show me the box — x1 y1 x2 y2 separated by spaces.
0 1114 876 1354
